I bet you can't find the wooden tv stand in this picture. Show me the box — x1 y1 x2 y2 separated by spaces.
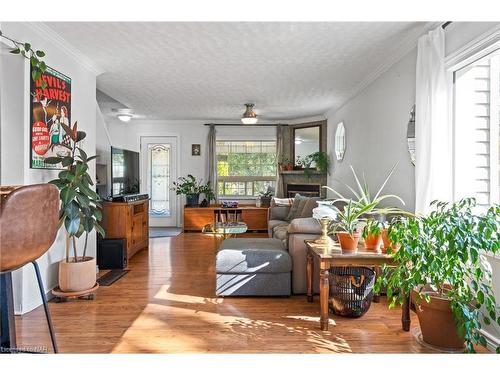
101 199 149 260
183 205 268 232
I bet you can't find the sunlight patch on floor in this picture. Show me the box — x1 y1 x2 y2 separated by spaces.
285 315 337 326
111 301 352 353
153 285 224 304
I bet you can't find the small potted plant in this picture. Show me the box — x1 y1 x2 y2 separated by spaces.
172 174 205 207
362 219 383 251
376 198 500 353
324 164 406 253
380 219 401 253
199 183 215 207
309 151 330 174
278 157 290 173
258 186 274 207
329 199 377 253
45 122 104 293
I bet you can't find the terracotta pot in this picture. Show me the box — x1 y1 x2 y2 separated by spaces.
336 231 360 253
364 233 382 252
381 229 400 254
59 256 96 292
411 288 464 350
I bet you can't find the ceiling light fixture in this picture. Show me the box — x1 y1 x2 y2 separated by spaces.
241 103 258 125
117 114 133 122
114 108 134 122
111 108 134 122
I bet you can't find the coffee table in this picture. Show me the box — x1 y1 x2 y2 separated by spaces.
305 239 410 332
202 221 248 239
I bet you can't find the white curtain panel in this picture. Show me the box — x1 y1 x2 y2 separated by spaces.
415 27 452 215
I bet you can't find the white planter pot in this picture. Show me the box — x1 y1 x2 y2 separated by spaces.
58 257 96 292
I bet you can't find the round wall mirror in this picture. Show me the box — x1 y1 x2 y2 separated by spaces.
335 122 346 161
407 105 416 165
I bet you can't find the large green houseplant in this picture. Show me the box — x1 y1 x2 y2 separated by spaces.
45 123 104 292
172 174 214 207
376 198 500 352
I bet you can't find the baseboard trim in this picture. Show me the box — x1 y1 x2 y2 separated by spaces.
481 329 500 352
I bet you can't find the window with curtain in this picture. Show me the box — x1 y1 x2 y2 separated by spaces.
216 140 277 197
454 47 500 210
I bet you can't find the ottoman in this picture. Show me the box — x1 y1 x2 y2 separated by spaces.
216 238 292 296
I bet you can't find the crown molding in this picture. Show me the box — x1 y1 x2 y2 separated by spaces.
446 24 500 70
324 22 439 118
25 22 105 76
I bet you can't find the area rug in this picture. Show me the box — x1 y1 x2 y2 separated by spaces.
97 270 129 286
149 227 183 238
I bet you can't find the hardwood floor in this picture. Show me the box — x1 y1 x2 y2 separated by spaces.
15 233 435 353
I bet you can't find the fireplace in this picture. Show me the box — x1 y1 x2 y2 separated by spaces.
286 183 321 198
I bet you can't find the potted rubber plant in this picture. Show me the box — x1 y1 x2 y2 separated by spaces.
45 122 104 292
375 198 500 353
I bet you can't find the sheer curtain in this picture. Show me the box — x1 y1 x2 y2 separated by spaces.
275 125 284 198
206 125 218 202
415 27 452 215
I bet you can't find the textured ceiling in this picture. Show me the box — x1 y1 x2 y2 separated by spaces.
44 22 430 121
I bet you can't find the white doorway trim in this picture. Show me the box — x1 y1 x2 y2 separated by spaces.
139 135 180 227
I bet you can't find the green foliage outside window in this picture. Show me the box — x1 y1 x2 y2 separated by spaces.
216 141 277 197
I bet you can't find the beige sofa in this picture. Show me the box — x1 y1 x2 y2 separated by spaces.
268 198 322 294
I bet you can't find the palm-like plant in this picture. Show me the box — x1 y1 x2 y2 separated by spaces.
330 199 379 236
323 163 406 216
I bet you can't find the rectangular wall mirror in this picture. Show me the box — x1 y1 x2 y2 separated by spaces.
293 125 321 168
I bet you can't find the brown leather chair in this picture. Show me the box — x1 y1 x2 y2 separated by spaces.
0 184 60 353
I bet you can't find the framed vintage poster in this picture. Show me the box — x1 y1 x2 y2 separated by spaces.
30 65 72 169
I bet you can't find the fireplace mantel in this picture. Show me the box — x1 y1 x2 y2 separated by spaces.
279 172 328 199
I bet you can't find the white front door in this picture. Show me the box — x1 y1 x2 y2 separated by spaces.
140 136 178 227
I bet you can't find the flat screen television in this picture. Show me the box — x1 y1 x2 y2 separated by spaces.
111 147 140 197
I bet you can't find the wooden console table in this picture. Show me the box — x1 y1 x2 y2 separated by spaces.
101 199 149 260
305 240 410 332
183 205 268 232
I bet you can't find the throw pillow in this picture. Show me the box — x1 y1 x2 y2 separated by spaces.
272 197 294 207
285 194 307 222
297 197 319 218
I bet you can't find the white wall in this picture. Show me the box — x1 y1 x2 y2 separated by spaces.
95 104 112 197
326 49 417 211
325 21 500 349
0 22 99 314
326 22 500 212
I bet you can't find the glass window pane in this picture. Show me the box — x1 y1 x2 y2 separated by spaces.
216 140 277 197
149 144 170 216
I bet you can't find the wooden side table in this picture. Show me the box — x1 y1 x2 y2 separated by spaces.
305 240 410 332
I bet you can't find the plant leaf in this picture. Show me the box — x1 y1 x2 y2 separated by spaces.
44 157 63 164
60 187 77 205
64 216 80 235
76 131 86 143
